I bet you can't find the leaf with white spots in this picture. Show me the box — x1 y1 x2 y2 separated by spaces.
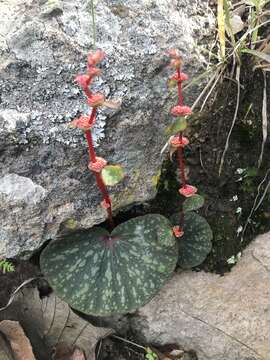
40 214 177 316
171 212 212 269
183 194 205 212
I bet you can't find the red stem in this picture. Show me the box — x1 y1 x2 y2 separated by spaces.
176 67 185 228
85 108 114 230
177 68 183 106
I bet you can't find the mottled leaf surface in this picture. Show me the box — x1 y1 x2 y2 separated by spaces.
183 194 205 212
40 214 177 316
171 212 212 269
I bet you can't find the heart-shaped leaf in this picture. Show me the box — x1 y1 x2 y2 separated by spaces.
171 212 212 269
40 214 177 316
183 194 205 212
166 118 187 136
101 165 124 186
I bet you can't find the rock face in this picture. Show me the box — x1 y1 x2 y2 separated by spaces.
131 232 270 360
0 0 214 257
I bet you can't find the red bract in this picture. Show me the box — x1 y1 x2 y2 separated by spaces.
179 185 197 198
88 157 107 173
173 226 184 238
88 93 105 107
70 115 95 130
101 199 111 209
75 75 91 89
88 66 102 77
170 135 189 148
88 50 106 66
171 105 192 117
169 58 182 69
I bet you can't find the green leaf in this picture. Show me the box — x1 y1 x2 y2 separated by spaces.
166 117 187 136
171 212 212 269
183 194 205 212
0 260 15 274
101 165 124 186
40 214 177 316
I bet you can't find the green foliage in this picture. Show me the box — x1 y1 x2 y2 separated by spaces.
40 214 177 316
183 194 205 212
101 165 125 186
166 117 187 136
171 212 212 269
0 259 15 274
145 347 158 360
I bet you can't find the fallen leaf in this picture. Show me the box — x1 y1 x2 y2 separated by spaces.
0 287 112 360
0 333 14 360
0 320 36 360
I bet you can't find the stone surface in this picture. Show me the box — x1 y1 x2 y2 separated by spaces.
0 0 214 257
130 232 270 360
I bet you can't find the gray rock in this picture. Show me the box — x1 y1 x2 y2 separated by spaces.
130 232 270 360
0 0 215 257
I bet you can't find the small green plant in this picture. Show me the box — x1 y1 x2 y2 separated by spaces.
145 347 158 360
40 51 178 316
165 49 213 268
0 259 15 274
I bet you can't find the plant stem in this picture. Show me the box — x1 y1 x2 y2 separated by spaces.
85 109 114 229
177 68 183 106
176 68 185 228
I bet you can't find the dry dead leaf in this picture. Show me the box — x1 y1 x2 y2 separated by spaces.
0 333 14 360
0 320 36 360
0 287 112 360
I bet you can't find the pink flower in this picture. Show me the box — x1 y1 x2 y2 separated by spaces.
170 135 189 148
69 115 95 130
179 185 197 198
87 93 105 107
173 226 184 238
167 48 181 59
171 105 192 117
101 199 111 209
88 157 107 172
88 50 106 66
87 66 101 78
75 75 91 88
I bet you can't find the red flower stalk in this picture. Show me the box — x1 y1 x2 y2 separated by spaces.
73 50 121 229
167 49 196 235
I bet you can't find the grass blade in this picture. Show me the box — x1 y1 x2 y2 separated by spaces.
258 71 268 167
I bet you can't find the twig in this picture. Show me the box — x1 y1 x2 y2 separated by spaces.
258 71 268 168
0 277 38 312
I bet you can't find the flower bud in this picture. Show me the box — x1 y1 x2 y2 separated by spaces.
88 93 105 107
88 157 107 172
87 66 102 78
179 185 197 198
88 50 106 66
75 75 91 89
69 115 95 130
170 135 189 148
173 226 184 238
101 199 111 209
171 105 192 117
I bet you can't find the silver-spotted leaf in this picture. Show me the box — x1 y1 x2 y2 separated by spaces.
166 117 187 136
171 212 212 269
183 194 205 212
101 165 124 186
40 214 177 316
